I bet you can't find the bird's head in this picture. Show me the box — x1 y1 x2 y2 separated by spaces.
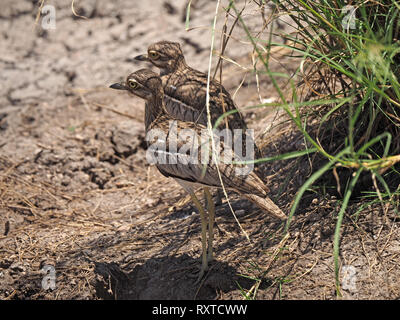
134 41 185 73
109 69 163 101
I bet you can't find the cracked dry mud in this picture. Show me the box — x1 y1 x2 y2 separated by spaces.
1 0 399 300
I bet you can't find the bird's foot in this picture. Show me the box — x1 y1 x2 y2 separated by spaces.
192 262 208 284
195 269 205 284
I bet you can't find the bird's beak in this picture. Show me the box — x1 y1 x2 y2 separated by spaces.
109 82 127 90
134 54 149 61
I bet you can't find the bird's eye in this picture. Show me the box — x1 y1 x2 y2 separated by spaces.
128 79 138 89
148 50 160 59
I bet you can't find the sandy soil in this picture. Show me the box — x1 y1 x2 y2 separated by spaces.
0 0 399 300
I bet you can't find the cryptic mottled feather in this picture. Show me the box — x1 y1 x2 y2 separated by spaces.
117 69 285 220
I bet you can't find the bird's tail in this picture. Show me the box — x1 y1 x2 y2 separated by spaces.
243 193 286 220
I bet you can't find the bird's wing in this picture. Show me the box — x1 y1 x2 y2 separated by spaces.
146 118 266 196
161 70 247 129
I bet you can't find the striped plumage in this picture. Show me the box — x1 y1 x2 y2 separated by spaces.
135 41 247 131
110 69 286 281
135 41 263 165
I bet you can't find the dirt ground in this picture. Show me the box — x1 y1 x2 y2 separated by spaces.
1 0 399 300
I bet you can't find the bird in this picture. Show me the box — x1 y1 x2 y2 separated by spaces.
109 69 286 281
134 41 245 130
134 41 263 207
133 40 262 158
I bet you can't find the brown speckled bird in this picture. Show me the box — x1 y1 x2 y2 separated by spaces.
110 69 286 281
134 41 246 130
135 41 263 205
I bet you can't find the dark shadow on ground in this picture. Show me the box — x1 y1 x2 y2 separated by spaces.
92 255 250 300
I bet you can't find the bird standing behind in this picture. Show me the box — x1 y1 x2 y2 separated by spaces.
134 41 247 131
110 69 286 281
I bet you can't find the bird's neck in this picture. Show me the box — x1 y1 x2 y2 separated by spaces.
178 56 188 68
161 57 188 77
170 56 188 73
148 91 167 117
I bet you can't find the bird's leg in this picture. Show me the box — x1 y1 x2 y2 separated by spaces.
189 192 208 282
203 187 215 263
